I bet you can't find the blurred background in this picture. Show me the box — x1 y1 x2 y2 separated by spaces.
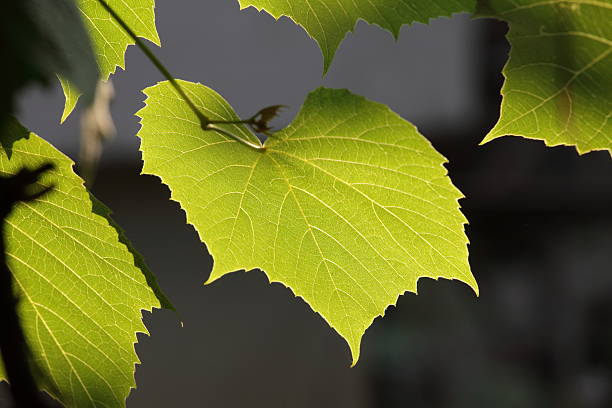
2 0 611 407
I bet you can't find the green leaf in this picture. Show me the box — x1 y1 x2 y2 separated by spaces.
478 0 611 154
236 0 476 73
137 81 477 364
60 0 160 122
0 118 168 407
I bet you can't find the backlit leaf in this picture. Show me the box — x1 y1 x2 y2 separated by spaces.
60 0 160 122
478 0 611 154
236 0 475 73
0 118 168 407
137 81 477 364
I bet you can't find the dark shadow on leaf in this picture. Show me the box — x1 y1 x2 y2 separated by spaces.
0 117 31 160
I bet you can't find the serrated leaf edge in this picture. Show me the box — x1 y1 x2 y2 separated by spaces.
136 82 477 365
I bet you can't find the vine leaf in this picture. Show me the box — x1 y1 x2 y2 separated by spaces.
478 0 611 154
60 0 160 122
137 81 477 364
236 0 476 73
0 118 170 407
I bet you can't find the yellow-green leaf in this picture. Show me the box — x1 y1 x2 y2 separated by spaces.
0 118 168 407
236 0 476 73
61 0 160 122
137 81 477 364
478 0 612 154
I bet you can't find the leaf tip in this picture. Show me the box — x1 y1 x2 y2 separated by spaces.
321 56 333 77
470 279 480 297
59 109 70 124
59 80 80 124
348 339 362 367
459 269 480 297
204 264 229 286
479 132 498 145
203 276 216 286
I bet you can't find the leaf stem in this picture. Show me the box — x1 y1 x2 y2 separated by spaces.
94 0 206 125
95 0 266 151
207 125 266 151
208 119 254 125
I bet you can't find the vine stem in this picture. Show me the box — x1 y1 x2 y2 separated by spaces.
95 0 265 151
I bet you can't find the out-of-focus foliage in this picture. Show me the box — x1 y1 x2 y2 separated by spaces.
0 0 98 121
